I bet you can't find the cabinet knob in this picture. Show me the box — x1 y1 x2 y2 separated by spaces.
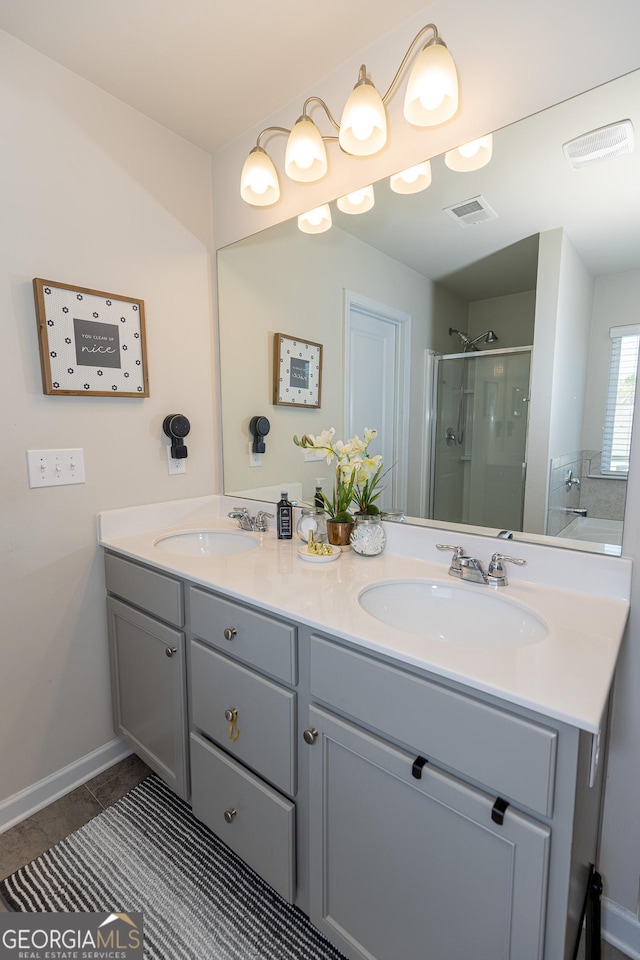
303 727 319 745
223 808 237 824
224 708 237 723
223 627 237 641
165 646 177 658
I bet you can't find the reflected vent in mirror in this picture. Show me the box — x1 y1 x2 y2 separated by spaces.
563 120 634 170
444 195 498 228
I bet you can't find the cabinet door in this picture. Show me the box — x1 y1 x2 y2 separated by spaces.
307 706 550 960
107 597 189 799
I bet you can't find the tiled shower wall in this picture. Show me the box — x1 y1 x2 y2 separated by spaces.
546 451 627 536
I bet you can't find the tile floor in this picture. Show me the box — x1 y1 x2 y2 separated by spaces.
0 755 631 959
0 753 151 902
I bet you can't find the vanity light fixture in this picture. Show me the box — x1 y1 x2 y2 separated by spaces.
336 184 375 215
297 204 332 234
240 23 459 207
285 113 329 182
240 146 281 206
390 160 432 194
444 134 493 172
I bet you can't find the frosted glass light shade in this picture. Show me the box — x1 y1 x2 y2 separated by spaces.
445 134 493 172
240 148 280 206
339 80 387 156
390 160 432 194
337 184 375 215
285 117 328 183
404 41 459 127
298 204 332 234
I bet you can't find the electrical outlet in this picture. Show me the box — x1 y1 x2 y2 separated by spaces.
304 450 325 462
167 447 186 475
27 449 85 488
249 452 263 467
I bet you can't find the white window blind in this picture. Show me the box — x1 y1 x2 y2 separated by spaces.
601 325 640 475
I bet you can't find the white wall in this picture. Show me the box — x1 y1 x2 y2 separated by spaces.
548 233 593 458
0 31 216 805
468 291 536 348
218 218 436 511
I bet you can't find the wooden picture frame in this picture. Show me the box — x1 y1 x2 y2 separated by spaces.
33 278 149 397
273 333 323 408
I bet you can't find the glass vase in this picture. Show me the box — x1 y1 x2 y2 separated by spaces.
350 515 386 556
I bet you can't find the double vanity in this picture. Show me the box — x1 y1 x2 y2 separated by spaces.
99 494 631 960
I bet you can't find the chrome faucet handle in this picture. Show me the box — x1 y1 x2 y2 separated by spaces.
254 510 275 532
487 553 527 587
436 544 466 578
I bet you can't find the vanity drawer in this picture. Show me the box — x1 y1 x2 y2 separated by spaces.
105 552 184 627
191 640 296 796
190 732 295 903
310 635 557 817
190 587 297 684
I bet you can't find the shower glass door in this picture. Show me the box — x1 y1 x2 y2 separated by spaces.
431 349 531 530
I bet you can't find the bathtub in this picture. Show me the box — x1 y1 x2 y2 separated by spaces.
557 516 623 548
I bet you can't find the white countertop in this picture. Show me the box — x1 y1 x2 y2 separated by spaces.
98 495 632 734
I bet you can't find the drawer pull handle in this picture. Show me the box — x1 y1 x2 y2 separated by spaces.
165 646 177 658
224 808 237 824
491 797 510 826
303 727 319 745
411 756 428 779
225 708 240 742
223 627 237 641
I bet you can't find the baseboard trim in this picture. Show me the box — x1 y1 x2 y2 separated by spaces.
603 897 640 959
0 739 131 833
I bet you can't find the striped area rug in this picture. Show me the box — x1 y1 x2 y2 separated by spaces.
0 774 346 960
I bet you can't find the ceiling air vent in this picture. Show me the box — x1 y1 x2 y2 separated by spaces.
444 195 498 228
563 119 634 170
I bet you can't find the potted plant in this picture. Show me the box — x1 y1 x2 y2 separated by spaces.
293 428 386 546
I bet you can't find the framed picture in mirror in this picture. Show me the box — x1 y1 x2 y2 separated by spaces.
273 333 323 408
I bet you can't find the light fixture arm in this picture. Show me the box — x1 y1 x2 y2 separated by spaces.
302 96 341 134
255 125 291 149
381 23 442 104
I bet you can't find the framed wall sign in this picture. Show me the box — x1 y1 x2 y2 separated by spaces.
273 333 323 408
33 278 149 397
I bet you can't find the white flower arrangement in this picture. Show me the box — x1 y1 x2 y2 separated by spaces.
293 427 387 519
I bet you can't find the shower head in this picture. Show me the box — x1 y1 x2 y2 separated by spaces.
449 327 499 351
465 329 499 351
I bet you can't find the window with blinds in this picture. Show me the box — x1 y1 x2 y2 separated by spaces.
601 325 640 475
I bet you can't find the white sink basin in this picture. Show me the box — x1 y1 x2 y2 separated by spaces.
154 529 259 557
358 579 548 649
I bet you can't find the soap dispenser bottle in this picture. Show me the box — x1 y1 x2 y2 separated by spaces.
277 491 293 540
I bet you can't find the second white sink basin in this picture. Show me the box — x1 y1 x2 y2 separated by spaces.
154 529 259 557
358 579 548 649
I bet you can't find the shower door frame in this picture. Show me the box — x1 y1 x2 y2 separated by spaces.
428 346 533 530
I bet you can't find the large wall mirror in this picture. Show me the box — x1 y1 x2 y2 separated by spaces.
217 69 640 556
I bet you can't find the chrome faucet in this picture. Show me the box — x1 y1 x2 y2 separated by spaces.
227 507 274 532
436 544 526 587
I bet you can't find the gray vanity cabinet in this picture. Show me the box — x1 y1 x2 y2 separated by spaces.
305 632 600 960
102 553 605 960
307 705 549 960
105 553 189 800
188 585 298 903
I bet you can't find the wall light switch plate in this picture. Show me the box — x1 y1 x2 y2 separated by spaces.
27 449 85 488
167 447 186 475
